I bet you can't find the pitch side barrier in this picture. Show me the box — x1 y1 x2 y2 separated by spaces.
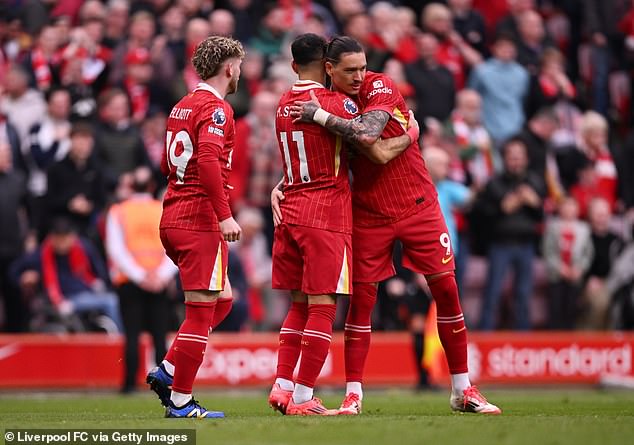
0 331 631 388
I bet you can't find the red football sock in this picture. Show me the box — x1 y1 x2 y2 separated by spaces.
164 298 231 367
295 303 336 388
344 282 376 383
211 297 233 329
171 301 216 394
276 301 308 381
428 272 468 374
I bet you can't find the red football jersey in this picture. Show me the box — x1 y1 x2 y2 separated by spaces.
276 80 359 233
351 71 437 227
160 83 235 231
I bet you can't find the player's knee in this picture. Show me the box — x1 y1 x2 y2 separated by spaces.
308 293 337 305
291 290 308 303
184 289 220 303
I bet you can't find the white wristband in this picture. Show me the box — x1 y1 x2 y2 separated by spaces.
313 108 331 126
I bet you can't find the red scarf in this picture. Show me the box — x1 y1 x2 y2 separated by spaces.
124 77 149 122
31 47 53 90
41 238 97 305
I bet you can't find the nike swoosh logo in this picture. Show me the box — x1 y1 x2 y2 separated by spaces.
345 337 362 341
452 326 466 334
442 255 453 264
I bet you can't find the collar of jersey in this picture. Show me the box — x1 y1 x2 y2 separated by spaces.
194 82 223 99
292 80 325 92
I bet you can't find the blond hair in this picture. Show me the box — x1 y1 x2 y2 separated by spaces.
422 3 451 28
192 36 245 81
423 146 450 165
580 111 608 136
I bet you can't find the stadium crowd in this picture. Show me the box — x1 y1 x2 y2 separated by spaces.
1 0 634 337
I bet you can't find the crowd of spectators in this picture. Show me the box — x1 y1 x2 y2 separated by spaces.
1 0 634 335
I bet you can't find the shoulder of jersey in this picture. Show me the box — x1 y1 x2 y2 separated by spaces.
363 71 391 90
204 99 229 127
324 90 359 116
362 72 395 99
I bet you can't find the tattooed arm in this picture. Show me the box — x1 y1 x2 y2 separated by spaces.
325 110 391 150
364 111 420 164
290 96 390 149
291 98 418 164
290 91 419 163
363 134 411 164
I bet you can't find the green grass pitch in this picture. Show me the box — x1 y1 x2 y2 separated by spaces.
2 389 633 445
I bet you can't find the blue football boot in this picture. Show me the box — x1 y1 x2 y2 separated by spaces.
146 364 173 407
165 399 225 418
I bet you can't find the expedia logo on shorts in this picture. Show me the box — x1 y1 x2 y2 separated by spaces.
367 87 393 99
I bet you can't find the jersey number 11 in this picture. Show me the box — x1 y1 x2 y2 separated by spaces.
280 131 311 185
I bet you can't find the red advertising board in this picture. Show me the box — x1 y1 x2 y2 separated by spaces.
0 332 631 389
461 332 633 384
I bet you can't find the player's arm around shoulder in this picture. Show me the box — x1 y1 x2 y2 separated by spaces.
318 92 397 162
365 110 419 165
322 90 409 161
290 90 390 150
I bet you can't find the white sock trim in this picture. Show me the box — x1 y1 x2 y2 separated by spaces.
275 378 295 391
170 391 192 408
451 372 471 396
346 382 363 400
292 383 313 404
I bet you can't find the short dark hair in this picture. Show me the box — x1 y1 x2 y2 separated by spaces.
49 217 77 235
291 33 327 66
501 136 527 155
132 166 154 193
325 36 363 64
494 32 516 46
70 121 94 137
45 86 70 103
532 106 559 124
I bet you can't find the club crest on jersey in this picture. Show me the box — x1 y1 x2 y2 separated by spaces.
212 107 226 126
343 98 358 115
373 80 384 89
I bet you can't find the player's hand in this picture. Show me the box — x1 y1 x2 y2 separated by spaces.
290 90 322 123
220 217 242 242
406 110 420 144
271 186 285 227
